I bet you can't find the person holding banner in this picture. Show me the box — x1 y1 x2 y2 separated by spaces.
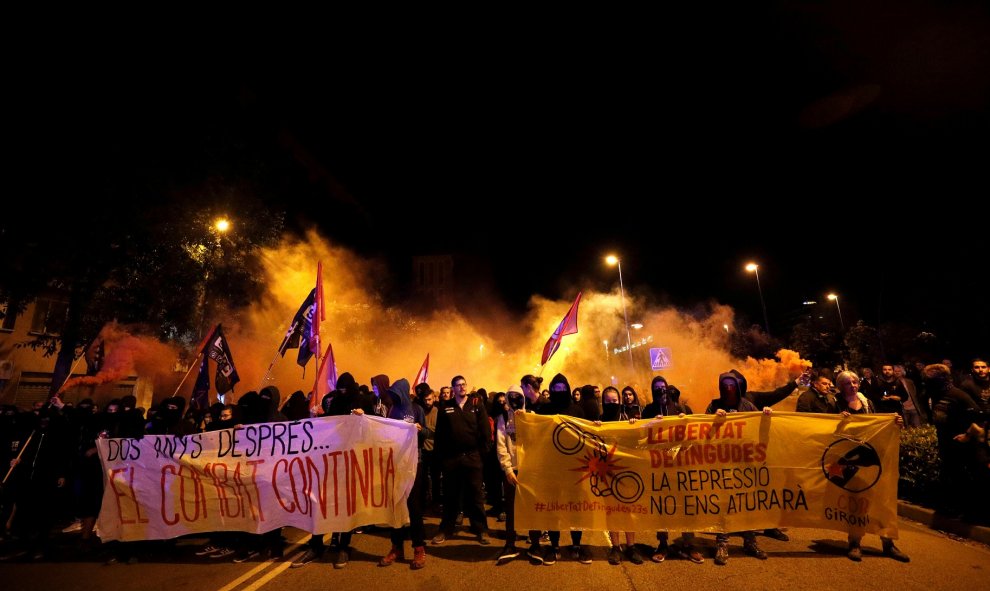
534 373 592 565
378 379 429 570
641 377 705 564
494 384 530 564
705 372 772 565
601 388 645 566
830 371 910 562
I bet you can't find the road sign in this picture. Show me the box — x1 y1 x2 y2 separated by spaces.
650 347 672 370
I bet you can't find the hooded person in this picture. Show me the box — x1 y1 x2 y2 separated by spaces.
600 386 622 422
495 384 528 564
705 372 770 564
579 385 601 421
308 371 376 568
538 373 583 418
725 368 804 410
325 372 375 417
149 396 188 435
283 391 310 421
370 374 391 417
531 373 588 564
259 386 287 423
706 372 759 415
378 378 429 569
620 386 642 420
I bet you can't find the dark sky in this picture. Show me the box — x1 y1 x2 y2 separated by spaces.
14 3 990 354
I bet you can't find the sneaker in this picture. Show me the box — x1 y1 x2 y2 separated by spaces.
497 545 520 564
61 520 82 534
333 548 349 569
714 542 729 566
233 550 259 563
195 545 220 557
607 546 622 565
209 547 236 559
743 538 767 560
291 549 320 568
543 546 558 565
540 531 550 543
497 512 507 523
677 543 704 564
883 543 910 563
431 531 448 545
567 544 581 560
764 528 789 542
576 545 592 564
455 512 465 527
379 546 402 567
651 542 668 563
411 546 426 570
625 545 644 565
477 532 491 546
847 544 862 562
526 542 544 564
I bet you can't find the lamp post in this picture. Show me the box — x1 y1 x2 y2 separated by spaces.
605 254 635 372
199 217 231 338
745 262 771 337
827 293 845 330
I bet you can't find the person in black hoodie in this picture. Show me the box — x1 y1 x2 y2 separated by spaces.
706 371 773 565
377 379 429 569
531 373 590 565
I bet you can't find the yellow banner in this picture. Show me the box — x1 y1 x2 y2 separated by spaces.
515 412 899 538
96 415 418 541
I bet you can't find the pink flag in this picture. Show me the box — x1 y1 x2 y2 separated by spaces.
541 292 582 365
413 353 430 388
312 340 337 415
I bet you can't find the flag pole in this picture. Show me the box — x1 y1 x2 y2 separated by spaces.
52 355 86 397
259 349 282 390
2 430 35 486
170 350 205 399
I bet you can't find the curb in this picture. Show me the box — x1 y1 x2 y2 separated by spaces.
898 501 990 545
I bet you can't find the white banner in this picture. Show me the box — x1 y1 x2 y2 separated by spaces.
97 415 418 541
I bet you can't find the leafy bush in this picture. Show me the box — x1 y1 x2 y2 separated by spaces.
898 425 941 504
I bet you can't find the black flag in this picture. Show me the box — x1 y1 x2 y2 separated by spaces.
277 288 318 367
203 324 240 394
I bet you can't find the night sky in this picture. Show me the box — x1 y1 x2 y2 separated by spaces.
12 3 990 355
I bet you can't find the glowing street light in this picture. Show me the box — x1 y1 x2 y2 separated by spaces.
214 217 231 233
630 323 644 330
745 262 771 337
827 293 845 330
723 323 730 334
605 254 635 372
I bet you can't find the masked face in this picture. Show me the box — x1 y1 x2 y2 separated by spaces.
508 393 524 410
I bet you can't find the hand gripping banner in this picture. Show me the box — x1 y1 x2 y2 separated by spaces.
514 412 900 539
97 415 418 541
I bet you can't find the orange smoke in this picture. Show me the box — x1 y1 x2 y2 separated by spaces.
73 229 811 410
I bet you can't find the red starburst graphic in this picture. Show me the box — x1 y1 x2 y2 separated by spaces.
570 444 627 484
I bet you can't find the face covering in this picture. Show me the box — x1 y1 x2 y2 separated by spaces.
602 402 621 421
508 394 524 410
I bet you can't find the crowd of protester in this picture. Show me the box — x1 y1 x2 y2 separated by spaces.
0 357 986 568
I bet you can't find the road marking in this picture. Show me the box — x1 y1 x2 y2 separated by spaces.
238 559 295 591
216 536 309 591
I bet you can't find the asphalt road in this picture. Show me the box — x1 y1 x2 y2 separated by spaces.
2 513 987 591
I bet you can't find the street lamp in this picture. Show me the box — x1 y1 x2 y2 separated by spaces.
745 262 771 337
200 217 232 338
827 293 845 330
605 254 635 372
723 323 729 334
